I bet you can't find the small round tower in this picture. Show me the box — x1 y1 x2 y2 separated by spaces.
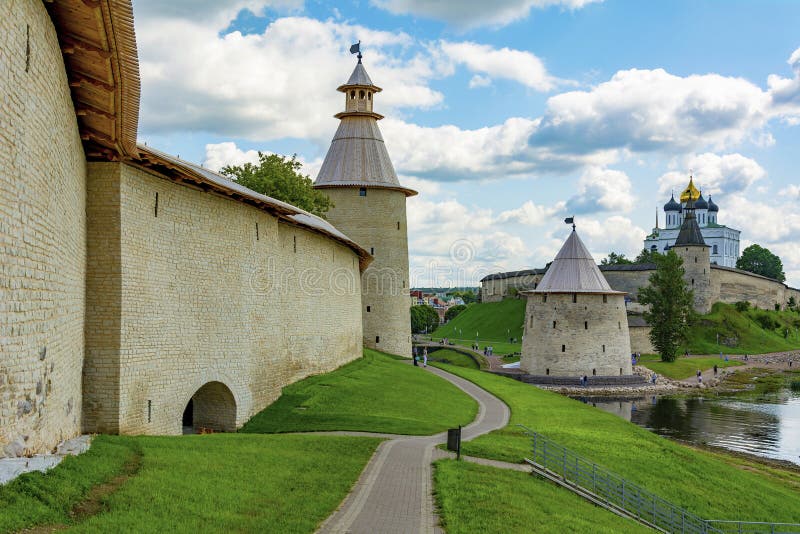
314 51 416 357
520 226 632 377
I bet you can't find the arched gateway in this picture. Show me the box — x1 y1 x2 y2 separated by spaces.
182 381 237 434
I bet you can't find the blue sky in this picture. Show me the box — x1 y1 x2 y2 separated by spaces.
131 0 800 286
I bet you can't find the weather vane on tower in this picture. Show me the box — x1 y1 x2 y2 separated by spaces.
350 40 362 62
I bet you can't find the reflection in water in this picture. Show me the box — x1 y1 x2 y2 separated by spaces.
575 391 800 465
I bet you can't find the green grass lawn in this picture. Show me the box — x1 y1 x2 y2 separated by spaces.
427 348 481 369
434 460 650 534
683 302 800 355
240 349 478 435
638 353 743 379
0 434 380 533
432 364 800 523
433 299 525 346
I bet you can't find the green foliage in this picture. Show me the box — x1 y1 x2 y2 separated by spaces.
434 460 650 534
411 304 440 333
445 304 467 322
682 302 800 355
735 300 751 312
220 152 333 217
240 349 477 435
736 244 786 282
433 299 525 345
638 250 695 362
634 248 662 264
600 251 633 265
788 296 797 311
432 364 800 523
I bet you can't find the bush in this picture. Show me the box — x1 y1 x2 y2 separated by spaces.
753 313 780 331
735 301 750 312
445 304 467 322
775 303 782 311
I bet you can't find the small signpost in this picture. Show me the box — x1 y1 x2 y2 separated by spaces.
447 425 462 460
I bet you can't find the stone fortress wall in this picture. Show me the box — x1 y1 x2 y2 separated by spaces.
0 0 87 457
83 164 364 436
2 0 370 456
323 188 412 358
521 293 632 376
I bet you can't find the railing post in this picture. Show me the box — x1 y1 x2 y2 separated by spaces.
533 433 538 462
592 463 597 493
562 448 567 480
621 479 625 507
543 440 547 469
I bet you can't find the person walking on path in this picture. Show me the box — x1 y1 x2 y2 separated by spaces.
713 364 718 376
423 348 428 368
413 347 418 367
697 369 702 384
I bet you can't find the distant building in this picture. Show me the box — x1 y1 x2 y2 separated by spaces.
644 176 741 267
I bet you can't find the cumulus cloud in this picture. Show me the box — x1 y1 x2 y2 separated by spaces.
657 153 766 198
497 200 564 226
468 75 492 89
203 141 323 178
767 46 800 123
531 68 772 155
437 41 561 91
565 167 633 214
779 184 800 200
135 13 443 142
370 0 602 29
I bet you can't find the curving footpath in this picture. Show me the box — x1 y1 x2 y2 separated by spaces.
316 365 511 534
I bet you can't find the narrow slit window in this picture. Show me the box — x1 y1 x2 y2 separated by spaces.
603 295 607 303
375 336 380 343
602 344 605 353
25 24 31 73
370 247 374 255
397 221 400 230
255 222 259 241
154 192 159 217
561 344 566 353
147 400 152 423
359 187 367 196
593 369 597 376
366 306 371 312
293 236 297 253
542 295 547 303
552 321 557 329
572 293 577 303
529 316 533 327
584 321 588 330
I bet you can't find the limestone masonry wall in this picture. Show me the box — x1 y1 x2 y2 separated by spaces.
521 293 632 376
323 188 412 357
0 0 87 456
84 163 363 435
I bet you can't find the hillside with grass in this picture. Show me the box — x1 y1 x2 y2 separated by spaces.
431 299 525 354
682 302 800 354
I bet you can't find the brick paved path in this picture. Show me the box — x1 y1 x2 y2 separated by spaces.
316 365 510 534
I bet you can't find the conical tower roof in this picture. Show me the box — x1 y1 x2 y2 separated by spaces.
533 229 622 294
674 196 708 247
315 57 416 196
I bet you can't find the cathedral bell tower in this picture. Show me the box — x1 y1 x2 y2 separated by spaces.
314 48 416 357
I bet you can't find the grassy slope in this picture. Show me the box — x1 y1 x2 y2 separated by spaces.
427 348 480 369
433 299 525 342
434 460 650 534
432 364 800 523
0 434 380 534
639 354 743 379
240 349 478 435
684 302 800 355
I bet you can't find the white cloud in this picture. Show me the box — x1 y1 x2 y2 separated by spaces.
399 175 443 197
565 167 633 214
767 46 800 123
573 216 649 259
779 184 800 200
657 153 766 198
497 200 564 226
438 41 560 91
370 0 602 29
468 75 491 89
203 141 322 178
135 12 443 142
531 68 772 155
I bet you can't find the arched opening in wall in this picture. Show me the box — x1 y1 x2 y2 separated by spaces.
182 381 237 434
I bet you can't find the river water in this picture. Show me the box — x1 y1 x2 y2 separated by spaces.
575 390 800 466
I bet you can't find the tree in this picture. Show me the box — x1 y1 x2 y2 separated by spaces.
600 252 633 266
638 250 695 362
410 305 439 334
736 244 786 282
220 152 333 218
635 248 662 264
446 290 478 304
445 304 467 322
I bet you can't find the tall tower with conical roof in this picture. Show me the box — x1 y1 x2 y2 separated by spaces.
315 52 416 357
673 194 713 314
520 226 632 377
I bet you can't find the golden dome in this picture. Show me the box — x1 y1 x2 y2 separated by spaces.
679 177 700 203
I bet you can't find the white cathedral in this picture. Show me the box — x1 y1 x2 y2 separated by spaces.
644 176 741 267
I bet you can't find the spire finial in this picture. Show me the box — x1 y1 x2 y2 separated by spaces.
564 216 575 231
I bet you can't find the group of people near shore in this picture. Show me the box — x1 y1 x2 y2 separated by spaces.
413 347 428 367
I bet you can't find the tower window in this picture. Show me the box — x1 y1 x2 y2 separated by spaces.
713 245 718 254
603 295 607 303
593 369 597 376
552 321 557 329
530 316 534 327
293 236 297 253
397 221 400 230
584 321 588 330
255 222 259 241
542 295 547 303
561 344 566 352
368 92 372 100
695 257 697 263
618 321 621 329
154 192 159 217
572 294 577 303
602 344 605 353
147 400 152 423
375 336 380 343
366 306 371 312
359 90 365 99
370 247 374 255
359 187 367 196
350 90 355 99
546 368 550 376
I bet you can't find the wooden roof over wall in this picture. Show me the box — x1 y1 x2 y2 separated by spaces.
45 0 140 160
